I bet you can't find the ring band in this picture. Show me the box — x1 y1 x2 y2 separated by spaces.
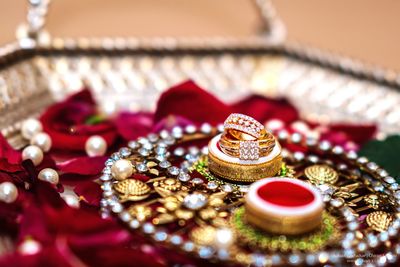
223 113 266 139
219 132 275 160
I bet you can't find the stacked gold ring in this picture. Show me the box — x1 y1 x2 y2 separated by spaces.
221 113 276 161
223 113 266 139
219 132 276 160
208 134 282 183
208 114 282 183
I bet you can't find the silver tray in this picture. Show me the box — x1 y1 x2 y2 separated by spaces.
1 0 399 148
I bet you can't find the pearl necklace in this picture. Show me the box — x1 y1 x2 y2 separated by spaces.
0 118 109 204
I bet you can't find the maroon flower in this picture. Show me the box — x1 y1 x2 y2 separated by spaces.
40 89 118 152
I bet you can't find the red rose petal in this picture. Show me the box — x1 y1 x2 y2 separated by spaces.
232 95 299 124
155 80 233 125
74 181 102 206
40 89 117 151
328 123 377 145
113 112 154 141
0 134 21 165
57 156 107 176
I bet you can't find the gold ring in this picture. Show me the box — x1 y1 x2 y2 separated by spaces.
219 132 275 160
223 113 266 139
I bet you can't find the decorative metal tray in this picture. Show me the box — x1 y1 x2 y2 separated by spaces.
1 1 400 266
1 0 399 144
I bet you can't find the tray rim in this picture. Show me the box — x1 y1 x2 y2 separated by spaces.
0 38 399 92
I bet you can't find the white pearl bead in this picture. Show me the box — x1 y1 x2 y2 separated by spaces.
22 145 44 166
111 159 133 180
21 118 43 140
265 119 284 131
61 192 80 208
215 228 234 248
18 239 42 255
38 168 59 184
85 135 107 157
31 132 52 152
0 182 18 203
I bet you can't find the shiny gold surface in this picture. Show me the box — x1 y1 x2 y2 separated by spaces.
304 165 339 185
208 150 282 183
366 211 393 232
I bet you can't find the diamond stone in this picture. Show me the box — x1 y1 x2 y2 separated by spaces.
129 219 140 229
159 161 171 168
200 123 212 134
384 176 396 184
185 125 196 134
154 231 168 242
138 148 150 156
173 147 185 157
178 172 191 182
171 126 183 139
147 133 159 143
239 141 259 160
221 184 233 193
168 166 180 176
128 141 139 149
170 235 182 245
191 178 204 185
207 181 218 190
136 163 148 172
183 241 194 252
198 246 214 259
119 147 131 157
155 146 167 155
143 223 155 234
183 193 208 210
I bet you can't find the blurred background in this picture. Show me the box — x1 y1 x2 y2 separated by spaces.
0 0 399 71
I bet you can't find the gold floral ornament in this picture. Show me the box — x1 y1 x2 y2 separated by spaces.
190 225 236 248
153 177 184 196
304 165 339 185
128 205 152 221
153 191 227 226
190 226 217 246
113 179 151 202
363 194 382 209
366 211 393 232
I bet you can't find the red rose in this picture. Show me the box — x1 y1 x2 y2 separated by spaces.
40 89 118 152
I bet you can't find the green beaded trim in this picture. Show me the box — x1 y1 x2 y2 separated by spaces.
230 207 339 252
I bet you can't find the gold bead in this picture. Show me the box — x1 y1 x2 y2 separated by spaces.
199 207 218 220
190 226 216 246
128 205 152 221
